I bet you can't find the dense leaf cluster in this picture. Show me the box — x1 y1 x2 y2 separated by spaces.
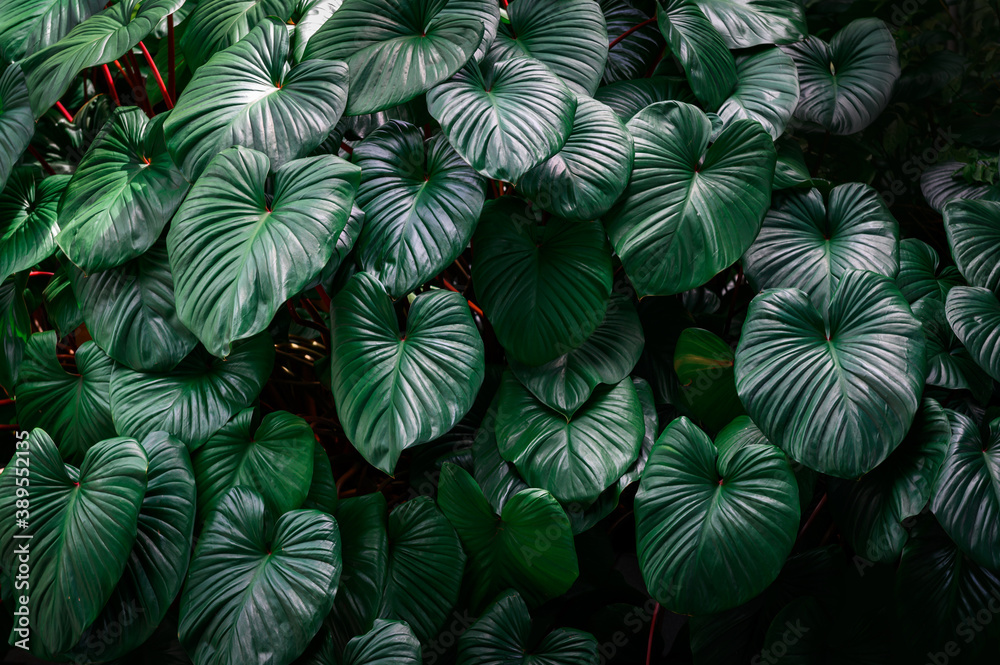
0 0 999 663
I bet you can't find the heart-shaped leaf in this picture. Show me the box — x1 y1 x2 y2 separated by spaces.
691 0 807 48
635 416 799 615
772 137 812 190
167 147 359 358
486 0 609 97
456 590 599 665
931 411 1000 570
165 18 349 180
21 0 182 117
109 332 275 450
742 183 899 310
601 0 664 84
379 496 465 643
330 272 485 474
517 97 633 222
352 120 485 297
68 239 197 372
68 431 196 663
943 198 1000 295
914 298 993 402
0 168 70 285
472 199 612 365
495 372 643 505
0 65 33 191
179 486 342 665
326 494 389 650
0 273 29 391
437 463 578 608
0 430 147 660
896 238 964 304
784 18 899 135
180 0 296 71
508 293 644 415
945 286 1000 382
717 47 800 139
827 399 950 563
921 161 1000 214
655 0 737 110
193 408 315 523
303 0 490 115
15 330 116 464
426 56 576 182
735 270 927 478
594 76 694 122
297 620 422 665
605 100 776 297
673 327 745 432
56 107 188 273
291 1 344 65
0 0 104 59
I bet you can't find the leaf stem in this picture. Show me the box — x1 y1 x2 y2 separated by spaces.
609 16 657 50
645 602 661 665
54 102 74 123
797 492 828 540
26 146 55 175
138 40 172 108
340 142 353 156
440 277 484 317
102 64 122 106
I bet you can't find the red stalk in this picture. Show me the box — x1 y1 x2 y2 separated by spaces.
315 286 331 311
645 603 661 665
26 146 55 175
340 142 353 156
29 271 54 277
102 64 122 106
609 16 657 50
138 40 172 108
440 278 484 317
55 101 74 122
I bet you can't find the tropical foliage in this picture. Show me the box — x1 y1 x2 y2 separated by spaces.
0 0 999 663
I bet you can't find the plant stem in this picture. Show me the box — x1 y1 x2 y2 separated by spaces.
55 101 74 122
440 277 484 317
315 285 331 310
609 16 657 50
138 40 172 108
167 14 176 101
29 271 54 277
0 424 21 431
102 64 122 106
645 603 661 665
26 146 55 175
797 492 828 540
340 142 353 156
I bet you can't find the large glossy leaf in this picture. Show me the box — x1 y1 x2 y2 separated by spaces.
0 274 29 391
827 399 950 563
0 0 104 59
165 18 349 180
330 272 485 474
921 161 1000 214
914 297 993 402
303 0 490 115
943 198 1000 295
931 412 1000 570
15 330 116 464
600 0 664 84
487 0 608 97
742 183 899 310
474 394 530 514
0 430 147 660
593 76 693 122
56 108 188 273
673 327 745 432
68 432 196 663
517 97 633 222
43 264 82 339
716 47 800 139
352 120 485 297
437 463 578 608
193 408 315 523
691 0 806 48
426 56 576 182
456 590 599 665
472 199 612 365
495 372 643 504
655 0 737 110
945 286 1000 381
0 65 33 191
109 333 275 450
297 620 421 665
605 101 776 297
291 0 343 64
167 147 359 358
735 270 927 478
180 0 297 70
179 487 342 665
784 18 899 135
20 0 182 117
326 494 389 650
896 238 964 304
303 443 339 515
0 168 70 285
895 519 1000 662
508 294 643 415
379 496 465 643
69 239 198 372
635 416 799 615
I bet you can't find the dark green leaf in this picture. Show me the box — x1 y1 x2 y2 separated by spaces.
943 198 1000 295
945 286 1000 382
921 161 1000 214
0 273 29 391
180 0 296 70
691 0 806 48
0 65 34 190
717 47 799 139
655 0 737 110
0 0 104 59
0 168 70 285
42 264 82 338
896 238 964 305
914 298 994 402
673 327 745 432
600 0 664 84
593 76 694 123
